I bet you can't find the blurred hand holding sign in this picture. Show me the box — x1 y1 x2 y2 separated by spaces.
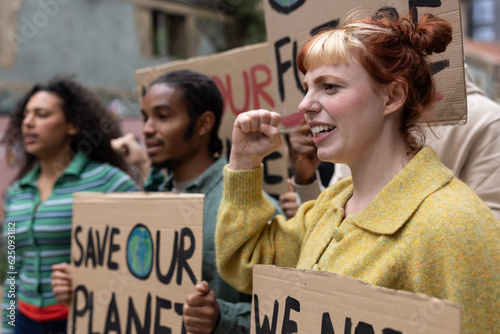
252 265 461 334
68 192 204 334
263 0 467 127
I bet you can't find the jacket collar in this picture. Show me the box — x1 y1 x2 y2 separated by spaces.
341 147 454 235
18 151 89 187
159 156 227 194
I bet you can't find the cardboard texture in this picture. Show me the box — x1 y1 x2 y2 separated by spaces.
135 43 289 197
252 265 461 334
68 192 204 334
263 0 467 127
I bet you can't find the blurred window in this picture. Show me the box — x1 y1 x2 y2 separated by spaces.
473 26 495 41
0 0 23 68
472 0 496 41
473 0 495 23
152 10 187 58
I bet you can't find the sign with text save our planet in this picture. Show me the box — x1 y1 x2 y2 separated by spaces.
252 265 461 334
263 0 467 127
68 192 204 334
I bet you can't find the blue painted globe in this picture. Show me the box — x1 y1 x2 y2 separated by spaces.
268 0 305 14
126 225 153 279
273 0 301 6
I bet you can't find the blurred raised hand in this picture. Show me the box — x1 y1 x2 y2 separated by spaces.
288 120 320 184
111 133 150 181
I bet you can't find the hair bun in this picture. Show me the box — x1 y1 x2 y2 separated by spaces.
409 14 452 55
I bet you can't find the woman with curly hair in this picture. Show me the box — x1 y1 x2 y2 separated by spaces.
1 77 138 334
216 11 500 334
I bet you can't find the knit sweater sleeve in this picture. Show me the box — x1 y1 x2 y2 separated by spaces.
216 165 308 294
406 182 500 334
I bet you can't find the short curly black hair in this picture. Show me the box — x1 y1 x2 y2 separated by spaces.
2 76 130 180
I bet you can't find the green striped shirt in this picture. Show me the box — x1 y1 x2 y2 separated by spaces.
2 151 137 330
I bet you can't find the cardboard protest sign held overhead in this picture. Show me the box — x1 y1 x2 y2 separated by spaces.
252 265 461 334
263 0 467 127
135 43 289 197
135 43 274 114
68 192 204 334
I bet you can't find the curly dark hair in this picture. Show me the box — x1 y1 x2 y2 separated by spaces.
2 76 130 181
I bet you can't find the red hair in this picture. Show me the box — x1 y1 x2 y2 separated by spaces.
297 11 452 150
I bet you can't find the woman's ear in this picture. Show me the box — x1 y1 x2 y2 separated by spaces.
384 81 407 116
196 111 215 136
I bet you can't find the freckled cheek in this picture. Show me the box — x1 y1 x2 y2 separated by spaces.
347 95 374 117
329 97 364 119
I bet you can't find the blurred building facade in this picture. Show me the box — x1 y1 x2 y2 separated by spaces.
1 0 497 115
0 0 232 117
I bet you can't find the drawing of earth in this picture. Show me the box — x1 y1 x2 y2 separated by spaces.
126 224 153 279
268 0 305 14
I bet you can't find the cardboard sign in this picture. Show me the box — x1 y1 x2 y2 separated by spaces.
68 192 204 334
135 44 289 197
263 0 467 127
252 265 461 334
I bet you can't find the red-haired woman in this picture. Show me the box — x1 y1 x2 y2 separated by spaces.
215 11 500 334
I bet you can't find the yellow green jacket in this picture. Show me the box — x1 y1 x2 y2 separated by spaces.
216 147 500 334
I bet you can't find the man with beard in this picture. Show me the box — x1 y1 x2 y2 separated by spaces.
108 69 282 334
